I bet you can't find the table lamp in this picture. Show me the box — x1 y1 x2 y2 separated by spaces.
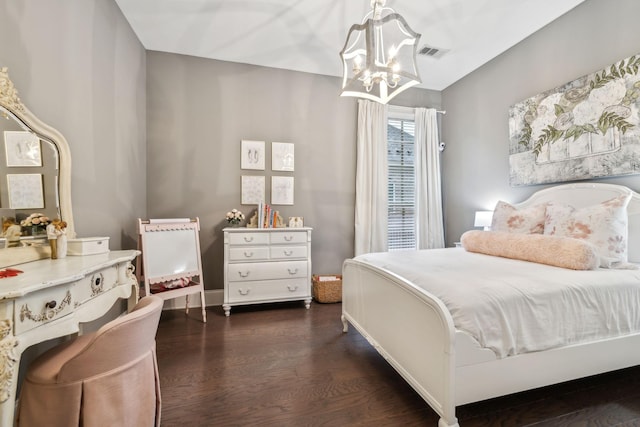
474 211 493 231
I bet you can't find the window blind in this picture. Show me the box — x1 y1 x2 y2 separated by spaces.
387 118 416 251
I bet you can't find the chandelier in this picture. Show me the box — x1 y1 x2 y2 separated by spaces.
339 0 421 104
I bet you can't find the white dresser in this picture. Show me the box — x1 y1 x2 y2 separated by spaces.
223 227 312 316
0 250 139 425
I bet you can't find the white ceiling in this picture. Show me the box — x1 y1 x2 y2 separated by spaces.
114 0 585 91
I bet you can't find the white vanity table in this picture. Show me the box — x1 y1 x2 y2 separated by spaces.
0 250 139 425
0 68 141 424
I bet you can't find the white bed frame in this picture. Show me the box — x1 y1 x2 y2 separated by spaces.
341 183 640 427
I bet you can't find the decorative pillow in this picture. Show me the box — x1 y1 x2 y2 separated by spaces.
461 230 599 270
490 201 546 234
543 194 631 267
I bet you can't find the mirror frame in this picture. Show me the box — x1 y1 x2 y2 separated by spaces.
0 67 74 266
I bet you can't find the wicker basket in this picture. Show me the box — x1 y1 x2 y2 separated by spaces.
312 274 342 303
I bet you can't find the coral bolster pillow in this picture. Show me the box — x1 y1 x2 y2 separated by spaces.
461 230 599 270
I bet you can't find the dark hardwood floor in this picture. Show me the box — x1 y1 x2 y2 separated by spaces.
156 302 640 426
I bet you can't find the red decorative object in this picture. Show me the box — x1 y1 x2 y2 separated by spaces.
0 268 23 278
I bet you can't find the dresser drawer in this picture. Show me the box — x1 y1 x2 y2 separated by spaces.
74 266 119 305
229 232 269 246
227 260 307 282
15 284 75 335
269 246 307 260
227 278 309 304
270 231 307 245
228 247 270 262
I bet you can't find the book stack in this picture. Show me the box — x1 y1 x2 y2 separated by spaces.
257 202 281 228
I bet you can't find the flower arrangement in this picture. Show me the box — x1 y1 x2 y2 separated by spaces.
20 213 51 227
225 209 245 226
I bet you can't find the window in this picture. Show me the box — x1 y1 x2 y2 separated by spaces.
387 116 416 251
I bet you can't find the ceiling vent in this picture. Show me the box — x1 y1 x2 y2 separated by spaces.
418 45 449 59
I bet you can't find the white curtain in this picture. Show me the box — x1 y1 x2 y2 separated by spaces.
415 108 445 249
354 100 388 256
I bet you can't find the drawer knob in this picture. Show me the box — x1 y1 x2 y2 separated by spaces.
91 273 105 296
287 268 298 275
20 291 72 324
284 250 293 256
287 285 298 292
284 235 293 241
244 251 253 258
238 271 250 278
243 236 254 242
238 288 250 296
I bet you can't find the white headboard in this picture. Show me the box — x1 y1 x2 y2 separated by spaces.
515 183 640 263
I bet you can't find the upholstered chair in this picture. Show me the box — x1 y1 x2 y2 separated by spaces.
16 295 164 427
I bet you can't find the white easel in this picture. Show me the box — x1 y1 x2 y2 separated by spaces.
137 218 207 322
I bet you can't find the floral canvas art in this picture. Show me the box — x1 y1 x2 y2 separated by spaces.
509 53 640 186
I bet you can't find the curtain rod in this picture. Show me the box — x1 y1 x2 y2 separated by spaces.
387 105 446 115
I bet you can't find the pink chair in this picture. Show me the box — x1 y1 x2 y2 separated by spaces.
16 295 164 427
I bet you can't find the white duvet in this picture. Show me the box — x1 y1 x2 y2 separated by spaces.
354 248 640 358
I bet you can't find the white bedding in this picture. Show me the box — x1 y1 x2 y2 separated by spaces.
355 248 640 358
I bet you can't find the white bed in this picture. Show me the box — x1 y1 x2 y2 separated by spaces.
341 182 640 427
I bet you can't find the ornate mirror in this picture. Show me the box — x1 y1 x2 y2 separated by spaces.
0 67 74 266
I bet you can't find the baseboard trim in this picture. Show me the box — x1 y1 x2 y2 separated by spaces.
161 289 223 310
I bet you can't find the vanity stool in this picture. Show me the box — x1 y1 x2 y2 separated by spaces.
16 295 163 427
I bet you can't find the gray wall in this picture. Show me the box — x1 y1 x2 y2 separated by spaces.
146 52 440 289
0 0 147 250
441 0 640 246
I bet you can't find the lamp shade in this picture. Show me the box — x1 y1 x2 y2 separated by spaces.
474 211 493 230
339 1 421 104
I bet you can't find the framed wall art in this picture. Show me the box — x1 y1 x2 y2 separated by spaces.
4 131 42 167
271 142 294 171
241 175 265 205
240 140 265 170
509 53 640 186
7 173 44 209
271 176 294 205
